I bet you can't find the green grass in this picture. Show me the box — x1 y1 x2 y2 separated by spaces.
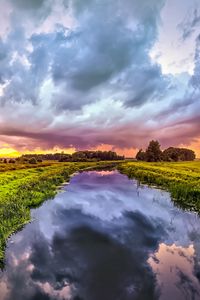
118 161 200 212
0 160 56 172
0 161 117 266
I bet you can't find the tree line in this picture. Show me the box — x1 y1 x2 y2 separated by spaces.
136 140 196 162
0 143 195 164
19 150 125 163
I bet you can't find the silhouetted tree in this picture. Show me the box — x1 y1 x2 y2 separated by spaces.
20 151 124 162
37 159 43 163
136 149 146 161
163 147 195 161
9 159 16 163
145 140 163 162
135 141 196 162
29 157 37 164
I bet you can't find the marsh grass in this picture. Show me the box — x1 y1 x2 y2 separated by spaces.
118 161 200 212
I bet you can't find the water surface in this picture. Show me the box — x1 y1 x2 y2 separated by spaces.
0 170 200 300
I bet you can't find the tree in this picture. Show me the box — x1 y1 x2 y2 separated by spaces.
37 159 43 163
72 151 87 161
163 147 195 162
163 147 179 161
9 159 16 163
29 157 37 164
180 148 196 161
136 149 146 161
145 140 162 162
135 140 196 162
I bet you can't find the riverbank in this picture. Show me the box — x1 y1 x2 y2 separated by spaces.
0 161 117 266
1 160 200 266
118 161 200 212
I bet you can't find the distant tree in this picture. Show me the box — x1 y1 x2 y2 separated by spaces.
20 151 124 162
145 140 163 162
71 150 124 161
163 147 195 162
29 157 37 164
59 154 72 162
37 159 43 163
136 149 146 161
163 147 179 161
72 151 87 161
181 148 196 161
135 140 196 162
9 159 16 163
3 159 7 163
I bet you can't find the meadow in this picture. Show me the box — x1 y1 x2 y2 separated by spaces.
118 161 200 212
0 161 116 266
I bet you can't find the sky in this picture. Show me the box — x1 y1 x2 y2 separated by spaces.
0 0 200 157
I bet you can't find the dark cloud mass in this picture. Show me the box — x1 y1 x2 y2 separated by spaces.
10 0 53 21
11 0 46 10
0 0 199 154
191 36 200 90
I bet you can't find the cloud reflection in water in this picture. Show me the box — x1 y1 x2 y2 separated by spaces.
0 170 200 300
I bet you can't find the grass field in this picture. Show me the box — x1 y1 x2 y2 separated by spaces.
0 161 116 266
0 160 55 172
118 161 200 212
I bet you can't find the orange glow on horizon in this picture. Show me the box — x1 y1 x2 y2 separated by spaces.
0 141 199 158
179 139 200 158
0 146 76 158
91 144 138 157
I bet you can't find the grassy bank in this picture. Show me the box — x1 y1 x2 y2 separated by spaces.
0 160 56 172
118 161 200 212
1 160 199 266
0 161 116 266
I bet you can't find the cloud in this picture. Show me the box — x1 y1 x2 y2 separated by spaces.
190 35 200 90
50 0 168 109
11 0 45 10
178 7 200 41
9 0 53 21
0 0 199 154
0 0 168 110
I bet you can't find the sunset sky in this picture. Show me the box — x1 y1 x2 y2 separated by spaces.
0 0 200 157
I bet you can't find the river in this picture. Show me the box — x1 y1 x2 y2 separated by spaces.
0 170 200 300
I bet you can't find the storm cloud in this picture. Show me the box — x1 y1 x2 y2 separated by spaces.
0 0 199 155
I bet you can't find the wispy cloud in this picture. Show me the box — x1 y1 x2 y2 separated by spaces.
178 7 200 41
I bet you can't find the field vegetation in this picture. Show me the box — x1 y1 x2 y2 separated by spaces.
118 161 200 212
0 161 117 266
0 160 57 172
